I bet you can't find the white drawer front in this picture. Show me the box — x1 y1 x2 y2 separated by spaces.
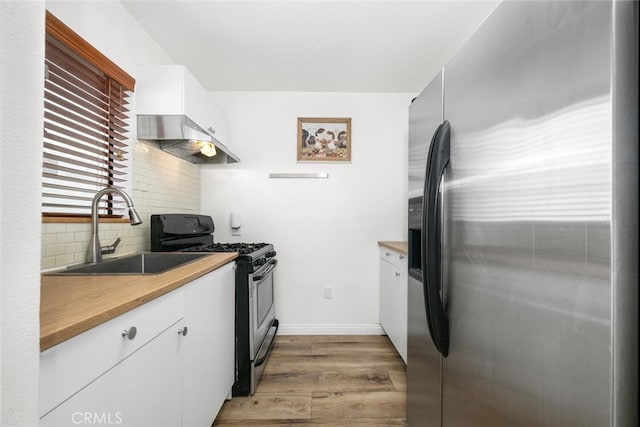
380 247 406 269
40 288 183 417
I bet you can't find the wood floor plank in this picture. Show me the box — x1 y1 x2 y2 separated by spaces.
256 371 323 393
272 338 313 356
312 340 398 355
213 418 407 426
258 369 396 393
213 418 408 426
321 370 396 392
263 353 406 374
388 369 407 391
308 335 391 343
215 393 312 420
312 391 406 419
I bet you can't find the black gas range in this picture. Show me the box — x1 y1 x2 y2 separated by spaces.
150 214 279 396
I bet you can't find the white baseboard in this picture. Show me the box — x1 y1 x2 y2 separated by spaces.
277 323 385 336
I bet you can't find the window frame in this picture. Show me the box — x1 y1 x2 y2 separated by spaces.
43 11 135 222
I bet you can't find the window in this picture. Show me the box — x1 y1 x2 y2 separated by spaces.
43 11 135 219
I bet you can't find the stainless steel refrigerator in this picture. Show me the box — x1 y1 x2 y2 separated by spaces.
407 1 638 426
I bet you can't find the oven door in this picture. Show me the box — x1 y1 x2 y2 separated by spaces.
249 258 277 358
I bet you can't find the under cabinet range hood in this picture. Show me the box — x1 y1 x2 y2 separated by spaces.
137 115 239 164
135 64 240 164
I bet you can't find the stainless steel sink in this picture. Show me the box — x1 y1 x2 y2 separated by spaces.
44 252 209 275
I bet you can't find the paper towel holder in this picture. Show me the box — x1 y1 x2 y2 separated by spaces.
230 212 241 236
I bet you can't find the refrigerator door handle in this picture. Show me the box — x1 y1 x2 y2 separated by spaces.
420 124 441 350
421 120 450 357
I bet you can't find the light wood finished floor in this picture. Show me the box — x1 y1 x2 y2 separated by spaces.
213 335 408 426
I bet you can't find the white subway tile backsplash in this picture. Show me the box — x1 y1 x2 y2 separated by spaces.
42 233 57 245
65 242 83 253
46 223 66 233
73 252 87 264
55 254 75 266
74 231 89 242
103 229 119 240
42 257 57 270
66 223 89 232
45 243 67 257
56 232 76 244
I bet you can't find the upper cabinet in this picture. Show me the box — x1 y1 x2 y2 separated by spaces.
135 64 239 164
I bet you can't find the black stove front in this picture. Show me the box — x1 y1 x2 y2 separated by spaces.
150 214 279 396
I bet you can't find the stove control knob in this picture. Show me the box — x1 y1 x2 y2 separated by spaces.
255 258 266 266
266 251 277 258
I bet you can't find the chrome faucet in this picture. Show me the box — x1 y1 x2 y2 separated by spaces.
89 187 143 263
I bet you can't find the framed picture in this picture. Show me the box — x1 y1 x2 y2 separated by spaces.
297 117 351 162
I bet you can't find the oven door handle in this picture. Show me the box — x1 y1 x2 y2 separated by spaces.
253 259 278 281
254 319 279 368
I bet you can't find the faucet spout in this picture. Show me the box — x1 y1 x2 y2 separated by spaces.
89 187 142 263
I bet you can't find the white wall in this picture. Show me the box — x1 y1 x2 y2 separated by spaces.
0 2 45 425
201 92 411 333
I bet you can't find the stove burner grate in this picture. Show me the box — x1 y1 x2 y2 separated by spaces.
185 242 269 255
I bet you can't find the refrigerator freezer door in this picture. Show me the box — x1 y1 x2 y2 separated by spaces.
407 274 441 427
407 71 443 427
408 71 444 199
442 1 616 425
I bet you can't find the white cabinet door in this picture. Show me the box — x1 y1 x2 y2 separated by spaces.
182 263 235 426
379 248 407 362
136 64 229 147
41 320 184 427
205 98 228 148
180 66 228 142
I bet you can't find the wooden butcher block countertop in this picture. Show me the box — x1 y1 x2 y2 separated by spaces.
40 252 237 352
378 241 408 255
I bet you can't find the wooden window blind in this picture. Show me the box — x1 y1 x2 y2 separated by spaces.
43 11 135 218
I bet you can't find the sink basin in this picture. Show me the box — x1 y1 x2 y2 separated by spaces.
45 252 209 275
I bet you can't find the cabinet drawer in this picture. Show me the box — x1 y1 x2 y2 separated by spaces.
40 318 184 427
380 247 406 269
40 288 183 417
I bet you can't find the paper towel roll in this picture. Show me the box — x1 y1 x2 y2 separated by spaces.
230 212 241 229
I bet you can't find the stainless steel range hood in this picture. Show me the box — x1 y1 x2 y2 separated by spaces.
137 115 240 164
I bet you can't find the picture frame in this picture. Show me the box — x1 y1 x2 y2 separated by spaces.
297 117 351 162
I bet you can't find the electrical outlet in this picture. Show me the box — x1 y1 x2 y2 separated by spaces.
323 285 333 299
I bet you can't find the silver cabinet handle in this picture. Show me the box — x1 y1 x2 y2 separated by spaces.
178 326 188 337
399 255 405 260
395 272 401 277
121 326 137 340
385 252 391 256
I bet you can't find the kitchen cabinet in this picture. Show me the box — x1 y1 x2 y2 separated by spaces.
136 64 229 146
379 244 407 362
182 262 235 426
40 263 235 426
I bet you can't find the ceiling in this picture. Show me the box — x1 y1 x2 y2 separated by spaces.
120 0 500 93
